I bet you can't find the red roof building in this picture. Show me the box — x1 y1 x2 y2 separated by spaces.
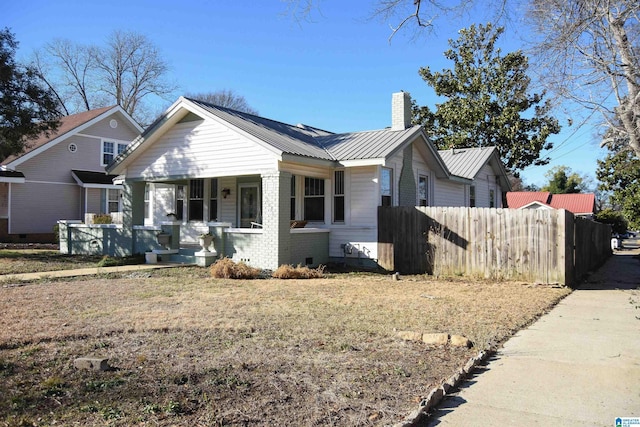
506 191 596 218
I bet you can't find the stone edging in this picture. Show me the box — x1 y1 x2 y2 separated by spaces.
391 349 495 427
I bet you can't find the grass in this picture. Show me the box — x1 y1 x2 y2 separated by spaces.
0 265 571 426
0 250 104 275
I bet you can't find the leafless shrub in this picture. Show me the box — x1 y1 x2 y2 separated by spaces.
272 264 325 279
210 258 261 279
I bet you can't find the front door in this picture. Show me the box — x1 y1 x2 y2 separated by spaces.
239 184 260 228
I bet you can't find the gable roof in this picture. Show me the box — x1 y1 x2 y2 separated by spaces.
2 106 142 168
506 191 596 215
438 146 512 190
506 191 552 208
549 193 596 215
108 97 451 178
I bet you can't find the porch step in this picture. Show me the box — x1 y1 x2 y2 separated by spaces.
164 245 218 265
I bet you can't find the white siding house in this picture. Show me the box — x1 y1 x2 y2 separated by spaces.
63 92 511 269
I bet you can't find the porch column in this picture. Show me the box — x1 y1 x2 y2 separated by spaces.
121 180 146 256
261 171 291 270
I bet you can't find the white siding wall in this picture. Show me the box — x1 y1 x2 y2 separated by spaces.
433 179 466 207
218 176 237 225
127 119 279 180
472 163 501 208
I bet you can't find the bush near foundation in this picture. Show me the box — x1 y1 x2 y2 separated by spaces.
210 258 261 279
272 264 325 279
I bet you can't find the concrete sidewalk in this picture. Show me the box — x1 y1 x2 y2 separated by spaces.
0 263 183 282
426 248 640 427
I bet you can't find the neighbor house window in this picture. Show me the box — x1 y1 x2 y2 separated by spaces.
489 189 495 208
189 179 204 221
176 185 185 221
418 175 429 207
469 185 476 207
304 177 324 221
106 189 120 213
290 175 296 220
102 140 128 166
209 178 218 221
381 167 393 206
333 170 344 223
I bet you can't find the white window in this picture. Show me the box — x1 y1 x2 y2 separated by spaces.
106 189 121 213
333 170 344 223
144 184 151 220
102 140 128 166
189 179 204 221
381 167 393 206
304 177 324 221
418 175 429 207
209 178 218 221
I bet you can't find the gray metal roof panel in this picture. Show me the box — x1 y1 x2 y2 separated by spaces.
317 126 422 161
187 98 336 160
438 147 496 179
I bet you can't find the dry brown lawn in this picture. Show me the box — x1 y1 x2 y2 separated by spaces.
0 266 570 426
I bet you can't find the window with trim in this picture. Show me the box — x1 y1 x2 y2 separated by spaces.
418 175 429 207
381 167 393 206
469 186 476 207
176 185 185 220
144 184 150 220
106 189 120 213
304 177 324 221
333 170 344 222
489 189 495 208
210 178 218 221
102 140 128 166
290 175 296 220
189 179 204 221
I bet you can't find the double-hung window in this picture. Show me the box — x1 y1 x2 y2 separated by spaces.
290 175 296 220
469 186 476 207
106 189 120 213
102 140 128 166
489 189 495 208
333 170 344 223
210 178 218 221
304 177 324 221
381 167 393 206
189 179 204 221
176 185 185 221
418 175 429 207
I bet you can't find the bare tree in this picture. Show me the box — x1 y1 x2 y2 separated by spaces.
185 89 259 115
32 39 97 115
31 30 176 125
527 0 640 158
94 31 176 124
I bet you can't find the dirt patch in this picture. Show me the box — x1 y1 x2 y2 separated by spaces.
0 268 570 426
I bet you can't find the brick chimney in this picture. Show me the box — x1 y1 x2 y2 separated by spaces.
391 91 412 131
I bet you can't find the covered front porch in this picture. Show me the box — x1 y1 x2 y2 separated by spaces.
59 170 331 270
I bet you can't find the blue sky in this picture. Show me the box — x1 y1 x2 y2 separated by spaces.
5 0 608 188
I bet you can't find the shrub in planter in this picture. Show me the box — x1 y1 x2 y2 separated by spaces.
210 257 261 279
93 214 113 224
272 264 325 279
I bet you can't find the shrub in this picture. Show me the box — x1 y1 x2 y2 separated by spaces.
272 264 325 279
93 214 113 224
210 258 261 279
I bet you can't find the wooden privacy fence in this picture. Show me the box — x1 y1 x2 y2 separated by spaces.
378 206 611 286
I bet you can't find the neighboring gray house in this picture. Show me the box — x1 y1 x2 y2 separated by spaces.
438 146 511 209
0 106 142 242
61 92 511 269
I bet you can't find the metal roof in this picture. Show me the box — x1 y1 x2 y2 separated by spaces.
187 98 336 160
506 192 552 208
549 193 596 215
438 147 497 179
316 126 422 161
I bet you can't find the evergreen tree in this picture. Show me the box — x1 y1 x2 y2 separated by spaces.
414 23 560 172
0 28 60 161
